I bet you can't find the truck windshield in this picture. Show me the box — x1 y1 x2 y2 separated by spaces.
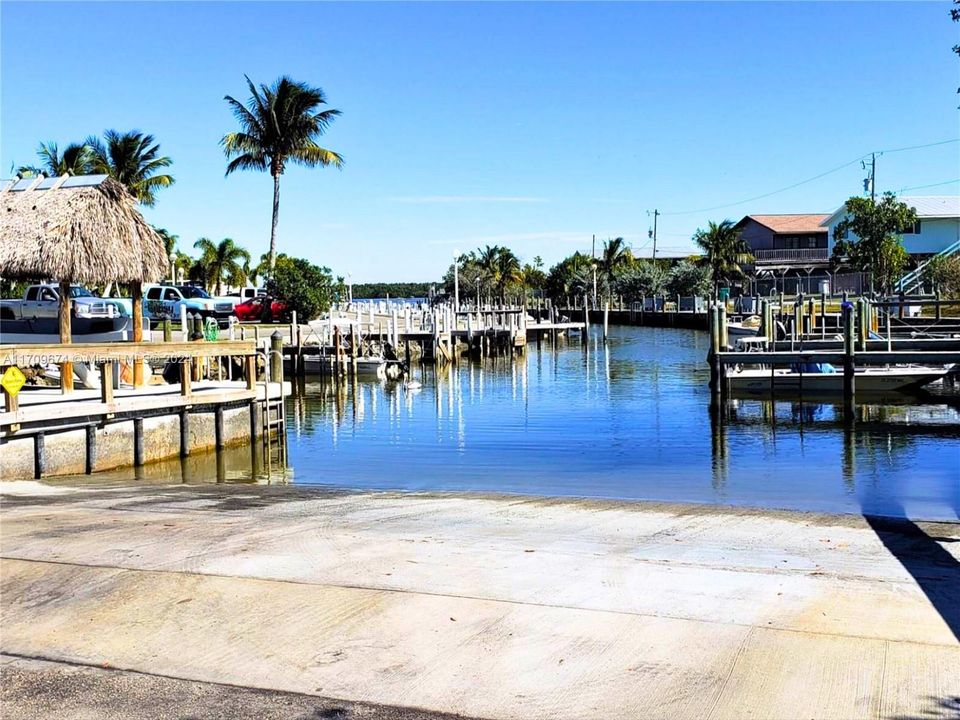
177 286 211 299
68 287 95 298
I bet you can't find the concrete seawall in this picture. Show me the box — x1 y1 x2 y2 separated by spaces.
0 406 255 481
566 309 709 330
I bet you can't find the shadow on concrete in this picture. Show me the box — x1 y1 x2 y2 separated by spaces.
864 513 960 644
886 694 960 720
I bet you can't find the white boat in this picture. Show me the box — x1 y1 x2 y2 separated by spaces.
727 365 947 394
0 316 150 344
727 315 761 340
302 354 389 379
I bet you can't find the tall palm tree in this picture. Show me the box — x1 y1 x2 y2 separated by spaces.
18 141 94 177
693 220 754 298
88 130 174 206
193 237 252 296
598 237 632 295
222 75 343 273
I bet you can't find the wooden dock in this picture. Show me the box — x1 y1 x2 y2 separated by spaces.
706 298 960 407
0 340 289 480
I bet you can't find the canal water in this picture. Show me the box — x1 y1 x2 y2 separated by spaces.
54 326 960 521
276 325 959 521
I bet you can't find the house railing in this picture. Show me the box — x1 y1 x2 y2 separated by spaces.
754 248 829 262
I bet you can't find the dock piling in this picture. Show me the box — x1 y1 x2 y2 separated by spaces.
842 302 856 410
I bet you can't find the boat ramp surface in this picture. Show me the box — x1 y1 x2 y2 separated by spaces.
1 483 957 719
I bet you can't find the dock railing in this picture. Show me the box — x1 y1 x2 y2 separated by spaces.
1 339 259 414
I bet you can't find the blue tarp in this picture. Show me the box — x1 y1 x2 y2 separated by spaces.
790 362 837 374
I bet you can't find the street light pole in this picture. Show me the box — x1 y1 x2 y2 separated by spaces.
347 272 353 304
169 252 176 284
453 249 460 313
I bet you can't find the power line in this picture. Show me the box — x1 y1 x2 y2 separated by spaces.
659 138 960 217
898 178 960 193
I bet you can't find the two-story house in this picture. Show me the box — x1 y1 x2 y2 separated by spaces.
733 214 831 294
822 195 960 257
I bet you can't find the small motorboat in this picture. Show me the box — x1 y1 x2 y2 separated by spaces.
727 315 761 340
302 353 389 379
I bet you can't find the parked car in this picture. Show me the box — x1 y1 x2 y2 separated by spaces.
233 296 290 322
0 283 119 320
143 284 235 323
221 287 266 310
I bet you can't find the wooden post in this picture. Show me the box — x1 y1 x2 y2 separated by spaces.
163 317 172 342
180 358 193 397
820 292 826 339
718 304 728 351
857 298 868 352
133 418 144 466
59 280 74 393
709 305 721 401
842 303 856 408
245 354 257 390
132 281 144 387
335 325 344 376
270 331 283 383
215 405 225 448
34 433 45 479
179 409 190 457
99 362 114 403
85 425 96 474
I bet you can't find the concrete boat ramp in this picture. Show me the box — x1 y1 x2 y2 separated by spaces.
1 482 957 719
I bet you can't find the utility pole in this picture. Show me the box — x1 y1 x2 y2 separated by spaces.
863 153 876 202
649 209 659 261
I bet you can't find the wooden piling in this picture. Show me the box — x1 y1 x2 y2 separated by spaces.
709 305 721 400
85 426 95 474
842 303 856 408
179 409 190 457
270 331 283 383
34 433 45 479
133 418 144 466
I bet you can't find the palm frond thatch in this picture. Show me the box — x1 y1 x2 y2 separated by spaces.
0 175 167 284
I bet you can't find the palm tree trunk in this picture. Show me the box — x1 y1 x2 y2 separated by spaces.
269 172 281 272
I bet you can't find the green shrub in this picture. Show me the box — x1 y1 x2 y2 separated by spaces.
265 255 334 321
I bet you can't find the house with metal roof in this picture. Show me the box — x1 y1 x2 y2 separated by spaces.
822 196 960 256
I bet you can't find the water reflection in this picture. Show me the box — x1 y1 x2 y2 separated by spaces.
284 326 959 521
49 326 959 520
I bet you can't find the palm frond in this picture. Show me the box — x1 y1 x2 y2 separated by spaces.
290 143 344 169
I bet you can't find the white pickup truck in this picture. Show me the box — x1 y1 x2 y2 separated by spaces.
142 284 236 324
0 284 120 320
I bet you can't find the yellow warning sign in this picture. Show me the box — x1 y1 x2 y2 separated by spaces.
1 366 26 398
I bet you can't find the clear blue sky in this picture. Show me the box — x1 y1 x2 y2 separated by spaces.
2 1 958 282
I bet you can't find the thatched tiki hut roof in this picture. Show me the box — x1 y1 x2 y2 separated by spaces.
0 174 166 283
0 174 167 392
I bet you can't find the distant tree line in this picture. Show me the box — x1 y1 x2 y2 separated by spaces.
352 282 434 299
438 240 715 305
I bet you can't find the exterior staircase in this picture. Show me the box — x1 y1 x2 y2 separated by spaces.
894 238 960 294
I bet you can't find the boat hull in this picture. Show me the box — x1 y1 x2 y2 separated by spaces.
302 356 387 378
0 317 150 344
727 367 947 394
